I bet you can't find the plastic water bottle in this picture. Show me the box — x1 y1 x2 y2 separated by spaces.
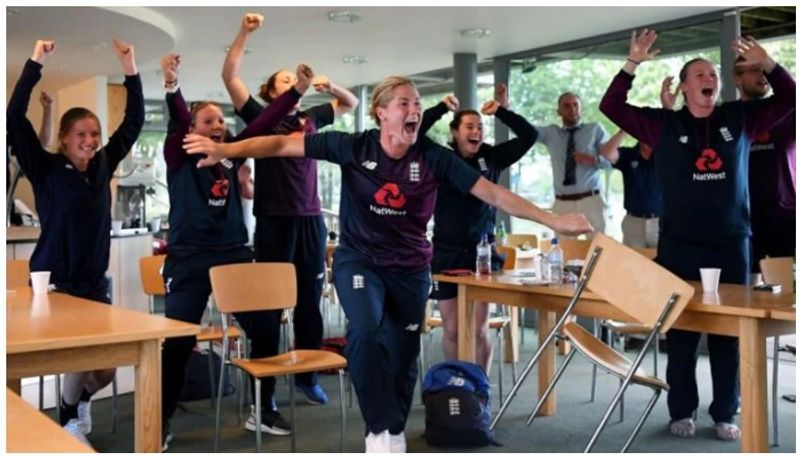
547 238 563 284
496 221 507 247
476 234 492 276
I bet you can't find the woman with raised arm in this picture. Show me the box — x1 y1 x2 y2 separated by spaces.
599 29 795 441
158 53 315 447
422 85 538 373
186 75 591 452
7 38 144 447
222 12 359 411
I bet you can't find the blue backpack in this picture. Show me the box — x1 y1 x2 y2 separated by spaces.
422 361 500 447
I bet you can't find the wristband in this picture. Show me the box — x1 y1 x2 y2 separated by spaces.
627 58 641 65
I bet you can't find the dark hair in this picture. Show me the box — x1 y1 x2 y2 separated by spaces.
448 109 481 131
678 58 711 82
57 108 101 152
733 55 749 75
258 69 294 103
557 92 580 105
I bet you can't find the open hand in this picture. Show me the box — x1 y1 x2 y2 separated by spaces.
552 213 594 237
184 134 224 168
629 29 660 63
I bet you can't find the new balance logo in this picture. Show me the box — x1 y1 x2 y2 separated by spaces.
361 160 377 170
352 274 365 289
405 323 419 331
165 277 173 294
478 157 488 172
679 135 688 144
447 375 466 387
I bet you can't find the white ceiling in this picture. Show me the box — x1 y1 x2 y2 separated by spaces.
6 6 729 104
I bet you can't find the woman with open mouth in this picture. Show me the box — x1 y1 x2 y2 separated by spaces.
222 12 359 415
157 52 317 448
421 85 538 375
600 29 795 442
184 74 592 452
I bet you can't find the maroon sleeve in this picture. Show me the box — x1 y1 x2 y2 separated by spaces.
163 88 191 170
233 87 302 141
743 65 796 138
600 70 665 149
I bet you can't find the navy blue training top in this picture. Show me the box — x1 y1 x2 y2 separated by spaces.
305 130 481 272
237 95 334 217
600 65 795 245
420 102 538 248
164 87 301 248
614 143 661 216
7 59 144 296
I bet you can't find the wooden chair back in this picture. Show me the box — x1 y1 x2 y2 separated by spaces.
583 234 693 333
496 245 517 270
540 238 592 262
139 255 167 296
7 260 30 288
210 262 297 314
760 257 793 290
506 233 538 250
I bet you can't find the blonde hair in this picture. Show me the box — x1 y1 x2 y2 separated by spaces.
369 76 415 125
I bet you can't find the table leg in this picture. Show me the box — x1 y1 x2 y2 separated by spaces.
457 284 476 363
135 339 162 452
7 378 21 395
504 307 520 363
538 310 557 416
738 317 768 453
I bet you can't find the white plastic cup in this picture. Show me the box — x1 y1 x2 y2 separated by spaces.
699 268 721 293
30 271 51 295
112 220 124 236
148 218 161 233
750 273 764 286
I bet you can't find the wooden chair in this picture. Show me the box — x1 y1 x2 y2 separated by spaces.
494 234 693 452
210 262 348 452
591 247 660 417
139 255 244 413
759 256 793 447
505 233 538 250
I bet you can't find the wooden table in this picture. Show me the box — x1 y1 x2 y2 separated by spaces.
6 288 199 452
433 273 796 453
7 388 95 452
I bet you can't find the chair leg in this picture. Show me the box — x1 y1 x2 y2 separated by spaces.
237 338 244 424
527 348 577 426
290 374 296 452
338 368 347 453
590 319 599 403
519 308 526 345
418 334 426 405
497 327 504 407
584 368 637 452
111 375 118 434
38 376 44 410
55 374 61 424
618 335 625 423
255 378 262 453
213 337 230 452
620 389 661 453
208 342 217 408
772 336 780 447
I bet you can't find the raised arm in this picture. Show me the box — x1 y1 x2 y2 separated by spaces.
482 86 538 168
420 94 458 137
222 12 263 111
599 29 664 148
104 38 145 171
7 40 58 183
312 75 359 116
184 133 305 167
470 177 593 237
38 91 55 148
598 130 626 165
732 36 796 137
160 53 192 170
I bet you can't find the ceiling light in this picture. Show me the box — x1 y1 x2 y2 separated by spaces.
224 46 251 54
342 55 367 65
460 28 491 39
91 42 108 51
328 11 361 23
7 8 19 15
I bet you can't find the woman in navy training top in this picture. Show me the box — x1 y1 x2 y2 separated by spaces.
185 75 592 452
7 38 144 445
600 29 795 441
158 53 320 446
222 12 359 409
423 85 538 373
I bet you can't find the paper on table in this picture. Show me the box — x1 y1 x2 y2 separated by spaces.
508 269 538 278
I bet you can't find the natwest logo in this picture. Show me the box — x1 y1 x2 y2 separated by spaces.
210 178 230 198
695 148 723 172
374 183 406 209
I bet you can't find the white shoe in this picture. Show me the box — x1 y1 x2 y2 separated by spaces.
389 431 406 453
63 419 93 449
365 430 391 453
76 400 92 435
